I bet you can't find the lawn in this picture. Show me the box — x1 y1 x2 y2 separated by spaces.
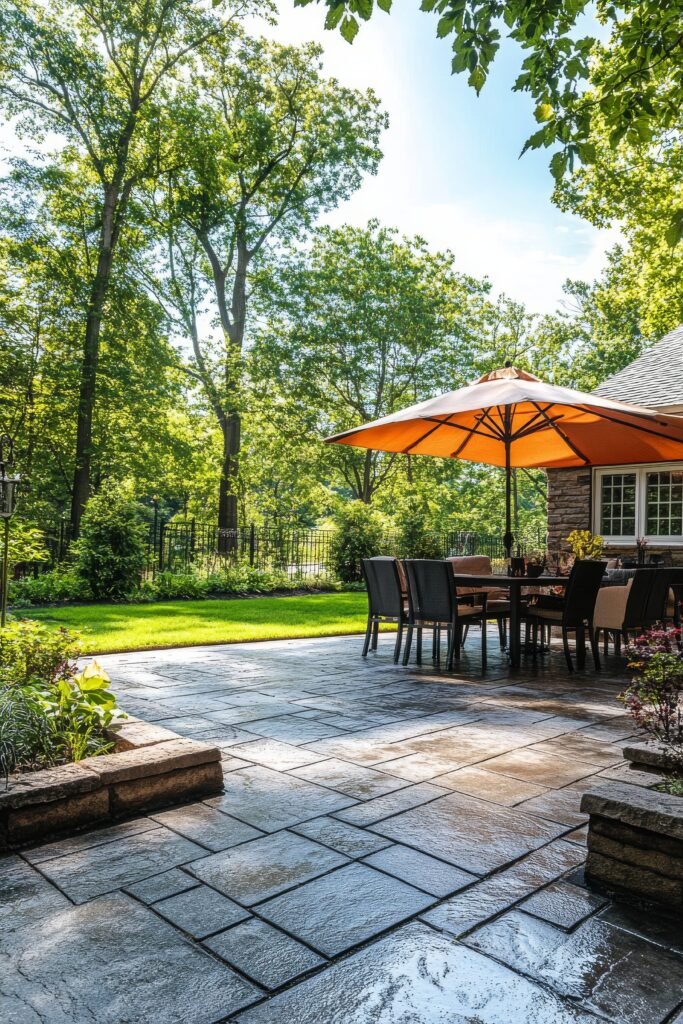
23 592 388 655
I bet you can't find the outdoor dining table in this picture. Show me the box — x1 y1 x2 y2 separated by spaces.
450 572 569 670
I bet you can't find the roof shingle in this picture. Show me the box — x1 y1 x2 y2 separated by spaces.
594 325 683 408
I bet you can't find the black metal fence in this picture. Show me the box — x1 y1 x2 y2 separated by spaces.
18 518 546 582
152 521 545 579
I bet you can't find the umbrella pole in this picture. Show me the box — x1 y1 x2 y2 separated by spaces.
503 421 514 561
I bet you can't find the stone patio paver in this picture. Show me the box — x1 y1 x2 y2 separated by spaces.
188 830 349 905
520 879 608 929
370 789 568 874
465 909 683 1024
0 893 260 1022
125 866 199 903
234 920 600 1024
205 764 357 831
2 633 682 1024
257 861 435 955
36 826 207 903
153 884 251 937
204 918 325 989
288 756 410 799
433 764 548 804
151 802 264 851
291 815 392 857
333 780 449 827
362 843 477 896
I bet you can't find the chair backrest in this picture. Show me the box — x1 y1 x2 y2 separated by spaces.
562 560 607 626
404 559 454 624
622 569 657 630
643 567 683 626
446 555 493 576
362 557 404 619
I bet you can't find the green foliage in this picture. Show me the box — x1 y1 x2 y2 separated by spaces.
74 485 147 599
394 498 442 559
0 620 120 780
622 627 683 785
0 685 51 782
140 565 311 600
10 565 90 606
0 618 80 688
329 501 384 583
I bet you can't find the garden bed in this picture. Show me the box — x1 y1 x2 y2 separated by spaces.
0 716 222 850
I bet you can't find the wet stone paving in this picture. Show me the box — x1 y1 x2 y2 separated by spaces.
2 632 683 1024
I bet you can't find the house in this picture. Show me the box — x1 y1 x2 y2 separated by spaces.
546 325 683 561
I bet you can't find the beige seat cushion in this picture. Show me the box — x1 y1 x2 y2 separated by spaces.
594 581 631 631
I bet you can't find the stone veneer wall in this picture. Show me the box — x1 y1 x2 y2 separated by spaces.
546 468 592 553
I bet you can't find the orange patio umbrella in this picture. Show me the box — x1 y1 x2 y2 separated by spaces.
325 364 683 558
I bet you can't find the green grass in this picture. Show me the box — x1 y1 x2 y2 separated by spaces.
22 592 387 655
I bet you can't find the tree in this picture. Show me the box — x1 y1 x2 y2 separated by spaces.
298 0 683 220
147 36 385 532
0 158 202 525
251 221 490 504
0 0 254 533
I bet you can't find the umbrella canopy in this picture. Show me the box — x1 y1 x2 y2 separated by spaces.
325 364 683 557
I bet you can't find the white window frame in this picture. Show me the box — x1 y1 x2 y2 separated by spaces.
593 463 683 546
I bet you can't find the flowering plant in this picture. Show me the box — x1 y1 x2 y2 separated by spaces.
621 626 683 791
566 530 604 560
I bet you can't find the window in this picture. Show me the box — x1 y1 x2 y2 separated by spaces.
646 471 683 537
600 473 636 537
594 464 683 542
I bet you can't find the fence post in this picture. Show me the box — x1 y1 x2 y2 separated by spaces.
249 522 255 566
158 521 165 571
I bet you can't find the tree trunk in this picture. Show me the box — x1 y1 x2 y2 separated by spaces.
70 190 118 535
218 412 240 541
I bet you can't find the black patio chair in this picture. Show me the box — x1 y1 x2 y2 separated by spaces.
361 557 408 664
523 559 606 672
402 559 502 671
593 568 656 656
642 567 683 630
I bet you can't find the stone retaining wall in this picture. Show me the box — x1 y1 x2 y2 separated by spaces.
0 717 223 850
581 782 683 913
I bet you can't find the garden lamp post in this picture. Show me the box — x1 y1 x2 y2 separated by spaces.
0 435 20 628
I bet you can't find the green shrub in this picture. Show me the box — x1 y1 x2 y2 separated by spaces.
74 484 147 598
0 618 79 687
329 501 384 583
395 499 443 559
10 564 90 606
0 620 120 783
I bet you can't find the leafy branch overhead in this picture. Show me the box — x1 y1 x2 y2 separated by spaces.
296 0 683 239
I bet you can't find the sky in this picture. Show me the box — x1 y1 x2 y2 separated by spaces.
263 0 619 315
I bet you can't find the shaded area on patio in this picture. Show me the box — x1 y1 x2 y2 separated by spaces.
2 633 682 1024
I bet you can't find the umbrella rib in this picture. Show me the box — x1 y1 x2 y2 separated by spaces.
509 405 554 440
478 408 507 441
575 406 683 443
514 414 565 441
420 417 503 442
530 401 591 465
401 414 456 454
